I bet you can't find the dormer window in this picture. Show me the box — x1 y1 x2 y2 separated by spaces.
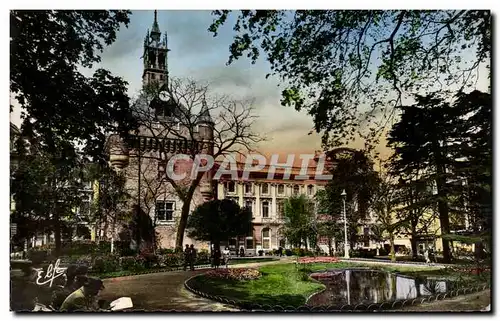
261 183 269 195
244 183 252 194
226 181 236 194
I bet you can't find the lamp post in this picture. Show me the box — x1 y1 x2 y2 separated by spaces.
341 189 349 259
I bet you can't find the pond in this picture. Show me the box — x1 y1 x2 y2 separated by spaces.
307 269 451 307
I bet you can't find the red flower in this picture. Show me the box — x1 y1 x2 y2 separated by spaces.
298 256 340 264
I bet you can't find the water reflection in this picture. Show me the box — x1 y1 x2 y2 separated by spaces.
307 269 449 307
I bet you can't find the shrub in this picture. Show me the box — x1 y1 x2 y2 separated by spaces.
27 250 49 264
160 252 184 267
205 268 261 281
291 248 315 257
195 249 210 265
139 249 160 269
351 249 377 259
92 255 120 273
258 250 264 256
285 249 293 256
59 255 92 266
120 256 145 272
157 248 177 255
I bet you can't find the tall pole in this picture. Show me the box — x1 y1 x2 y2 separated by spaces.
342 189 350 259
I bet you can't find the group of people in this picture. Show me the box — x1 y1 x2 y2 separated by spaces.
210 246 231 269
183 244 197 271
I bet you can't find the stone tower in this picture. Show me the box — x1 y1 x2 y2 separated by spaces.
142 10 169 87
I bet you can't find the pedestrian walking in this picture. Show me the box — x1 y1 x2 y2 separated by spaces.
212 247 221 269
222 247 230 268
183 244 190 271
189 244 197 271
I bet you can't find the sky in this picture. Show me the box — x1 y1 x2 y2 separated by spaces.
9 10 491 163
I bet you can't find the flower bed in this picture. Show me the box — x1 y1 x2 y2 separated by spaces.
447 266 491 275
298 257 340 264
205 268 261 281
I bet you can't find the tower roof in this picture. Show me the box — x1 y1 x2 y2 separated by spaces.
198 97 214 125
151 10 161 36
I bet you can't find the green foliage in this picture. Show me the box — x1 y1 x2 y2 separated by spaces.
11 144 89 252
186 199 253 245
119 256 146 272
281 194 316 248
321 149 380 246
10 10 137 163
291 248 314 257
92 255 120 273
388 90 492 262
209 10 490 147
87 164 131 230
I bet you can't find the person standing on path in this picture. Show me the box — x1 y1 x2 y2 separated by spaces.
183 244 191 271
189 244 197 271
212 247 221 269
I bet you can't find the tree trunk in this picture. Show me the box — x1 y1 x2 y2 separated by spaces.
389 233 396 262
175 200 191 251
432 139 452 263
53 209 61 257
410 236 418 260
328 238 332 256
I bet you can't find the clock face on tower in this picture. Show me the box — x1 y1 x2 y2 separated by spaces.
159 90 170 102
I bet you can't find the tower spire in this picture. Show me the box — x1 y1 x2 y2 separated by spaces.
150 10 161 41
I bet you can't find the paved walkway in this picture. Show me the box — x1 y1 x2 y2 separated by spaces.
99 258 293 311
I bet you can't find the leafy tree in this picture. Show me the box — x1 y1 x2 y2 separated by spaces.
321 148 380 248
315 189 342 255
393 177 436 260
86 163 131 253
119 205 156 253
10 10 137 162
387 91 492 263
388 93 457 262
186 199 253 250
443 91 492 259
11 142 86 255
281 194 316 248
209 10 490 147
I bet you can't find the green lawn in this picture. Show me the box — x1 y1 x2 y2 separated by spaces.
189 263 325 307
188 262 487 308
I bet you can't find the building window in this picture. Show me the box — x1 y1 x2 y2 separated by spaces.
277 200 284 218
308 185 314 195
245 183 252 194
261 183 269 195
246 238 254 249
293 185 300 195
277 184 285 195
245 200 253 214
262 228 271 249
156 201 175 221
262 201 269 218
226 181 236 193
